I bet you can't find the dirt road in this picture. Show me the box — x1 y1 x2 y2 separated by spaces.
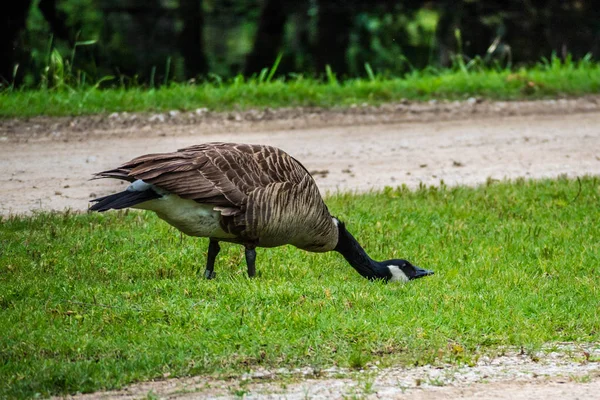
4 98 600 398
62 345 600 399
1 97 600 215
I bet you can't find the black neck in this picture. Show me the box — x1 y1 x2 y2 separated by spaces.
334 222 390 281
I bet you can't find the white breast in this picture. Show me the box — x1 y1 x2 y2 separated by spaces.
134 194 236 239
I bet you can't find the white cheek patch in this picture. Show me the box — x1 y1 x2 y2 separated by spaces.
332 217 339 227
387 265 410 283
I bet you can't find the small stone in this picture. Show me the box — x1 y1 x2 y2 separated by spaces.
228 113 243 122
149 114 166 123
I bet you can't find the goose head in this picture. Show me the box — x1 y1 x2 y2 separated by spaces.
378 259 434 282
332 218 434 282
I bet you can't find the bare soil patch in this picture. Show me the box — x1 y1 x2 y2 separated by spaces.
59 344 600 399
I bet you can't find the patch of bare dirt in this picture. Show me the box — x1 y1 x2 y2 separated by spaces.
2 97 600 215
58 344 600 399
2 96 600 140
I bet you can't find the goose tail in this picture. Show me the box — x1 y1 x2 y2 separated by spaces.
89 190 161 212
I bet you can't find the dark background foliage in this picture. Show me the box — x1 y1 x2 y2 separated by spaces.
2 0 599 86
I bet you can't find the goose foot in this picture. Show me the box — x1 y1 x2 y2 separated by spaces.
203 269 216 279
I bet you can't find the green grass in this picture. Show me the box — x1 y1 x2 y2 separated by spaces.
1 177 600 398
1 55 600 118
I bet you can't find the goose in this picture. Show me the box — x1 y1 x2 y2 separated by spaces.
89 142 433 282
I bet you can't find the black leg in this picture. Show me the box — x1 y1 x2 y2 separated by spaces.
245 246 257 278
204 240 220 279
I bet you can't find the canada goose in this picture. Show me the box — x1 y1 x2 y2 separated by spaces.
90 142 433 282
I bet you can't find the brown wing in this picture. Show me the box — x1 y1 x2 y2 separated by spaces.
240 173 336 250
94 142 310 211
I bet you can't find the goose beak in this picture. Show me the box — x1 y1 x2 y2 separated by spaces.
411 266 434 280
